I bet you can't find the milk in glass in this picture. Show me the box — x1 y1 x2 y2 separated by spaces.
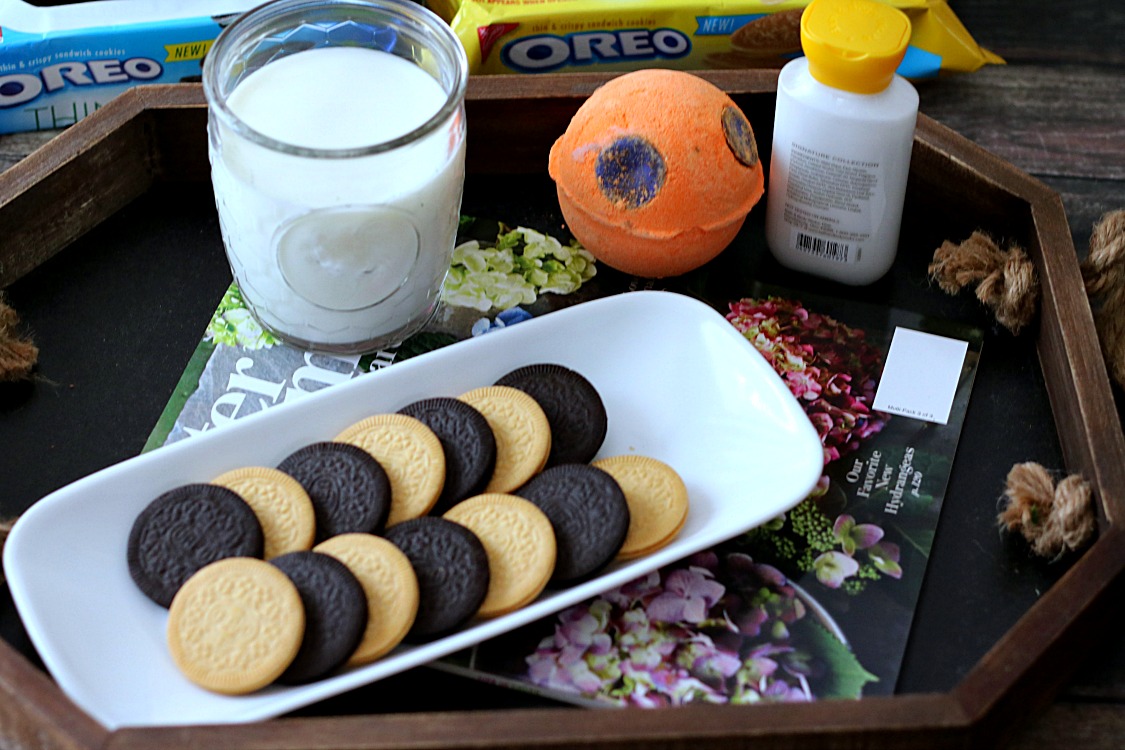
210 46 466 350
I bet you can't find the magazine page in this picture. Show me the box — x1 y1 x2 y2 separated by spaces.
147 215 983 707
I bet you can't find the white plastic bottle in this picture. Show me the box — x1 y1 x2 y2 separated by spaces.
765 0 919 285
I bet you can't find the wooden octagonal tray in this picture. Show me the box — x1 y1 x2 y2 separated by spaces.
1 72 1124 749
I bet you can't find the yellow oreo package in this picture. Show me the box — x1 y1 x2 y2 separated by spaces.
426 0 1002 78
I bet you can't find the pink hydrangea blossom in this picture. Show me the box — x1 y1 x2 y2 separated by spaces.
868 541 904 579
525 553 824 706
646 567 726 624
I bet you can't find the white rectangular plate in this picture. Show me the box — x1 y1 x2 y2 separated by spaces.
4 291 823 729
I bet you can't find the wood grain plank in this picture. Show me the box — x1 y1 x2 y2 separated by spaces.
917 65 1125 182
0 131 58 175
953 527 1125 746
1008 702 1125 750
0 642 106 750
951 0 1125 66
105 694 969 750
0 89 157 288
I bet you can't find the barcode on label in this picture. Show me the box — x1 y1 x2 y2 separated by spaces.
796 232 851 263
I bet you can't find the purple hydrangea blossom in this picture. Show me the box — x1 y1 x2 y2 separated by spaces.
525 554 822 706
526 600 621 693
646 567 726 624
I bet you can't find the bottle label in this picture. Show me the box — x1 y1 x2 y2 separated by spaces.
781 143 885 264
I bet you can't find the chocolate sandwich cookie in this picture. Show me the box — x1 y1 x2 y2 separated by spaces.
128 483 264 607
495 364 607 466
398 397 497 515
383 517 489 640
270 551 368 684
516 463 629 584
277 441 391 541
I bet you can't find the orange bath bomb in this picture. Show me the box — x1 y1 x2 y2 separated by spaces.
548 69 765 278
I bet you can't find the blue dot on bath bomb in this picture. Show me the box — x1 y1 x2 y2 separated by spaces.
595 136 666 209
722 106 758 167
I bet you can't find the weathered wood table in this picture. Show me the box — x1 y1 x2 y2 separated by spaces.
1 0 1122 747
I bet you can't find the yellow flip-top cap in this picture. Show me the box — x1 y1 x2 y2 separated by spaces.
801 0 912 94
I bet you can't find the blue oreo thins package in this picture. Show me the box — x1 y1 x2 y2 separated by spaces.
0 0 256 134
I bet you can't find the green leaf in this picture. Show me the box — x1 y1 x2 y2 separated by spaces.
796 619 878 699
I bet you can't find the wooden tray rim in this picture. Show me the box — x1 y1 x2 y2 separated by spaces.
1 72 1124 750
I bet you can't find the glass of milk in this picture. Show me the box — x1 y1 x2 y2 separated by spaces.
203 0 468 353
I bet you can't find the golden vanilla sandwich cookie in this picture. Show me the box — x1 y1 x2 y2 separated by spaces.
166 557 305 695
592 455 689 559
212 466 316 560
458 386 551 494
443 493 556 618
335 414 446 527
314 533 419 666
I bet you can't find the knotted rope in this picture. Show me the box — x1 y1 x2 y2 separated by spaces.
0 293 38 382
928 230 1039 335
930 211 1125 391
998 462 1095 560
1082 209 1125 390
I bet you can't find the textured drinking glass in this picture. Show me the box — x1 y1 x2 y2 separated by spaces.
203 0 468 353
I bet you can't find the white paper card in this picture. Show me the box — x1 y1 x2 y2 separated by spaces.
872 327 969 425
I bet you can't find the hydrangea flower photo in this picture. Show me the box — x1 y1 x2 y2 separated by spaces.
206 284 280 350
525 551 874 707
441 225 597 312
727 297 902 595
